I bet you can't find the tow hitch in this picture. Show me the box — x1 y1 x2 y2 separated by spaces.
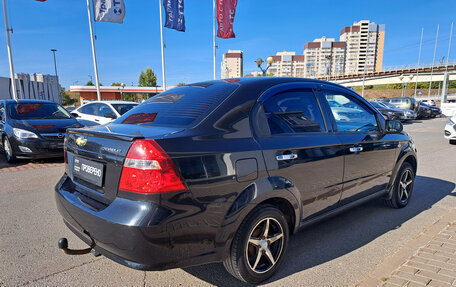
58 237 97 256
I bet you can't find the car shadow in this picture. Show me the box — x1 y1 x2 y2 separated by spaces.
182 176 455 286
0 147 63 170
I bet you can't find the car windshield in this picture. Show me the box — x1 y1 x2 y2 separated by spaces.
115 83 239 127
111 103 138 115
370 102 384 109
381 102 396 109
8 103 72 120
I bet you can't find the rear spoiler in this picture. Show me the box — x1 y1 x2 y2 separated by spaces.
67 128 143 142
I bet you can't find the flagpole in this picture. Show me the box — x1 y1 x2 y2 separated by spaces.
2 0 17 100
159 0 166 91
86 0 101 101
213 0 216 80
414 28 423 96
428 24 439 98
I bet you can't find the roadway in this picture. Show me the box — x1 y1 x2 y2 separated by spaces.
0 117 455 287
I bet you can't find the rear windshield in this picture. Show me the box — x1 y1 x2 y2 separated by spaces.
115 83 238 127
8 103 72 120
111 103 138 115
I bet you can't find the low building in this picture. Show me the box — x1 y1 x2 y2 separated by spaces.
0 73 61 103
69 86 172 103
268 51 305 78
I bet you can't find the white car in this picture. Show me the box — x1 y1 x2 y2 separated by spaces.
71 101 138 125
444 116 456 145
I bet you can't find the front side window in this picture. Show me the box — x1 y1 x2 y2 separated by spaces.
98 104 113 117
324 91 378 133
262 89 325 135
79 103 98 115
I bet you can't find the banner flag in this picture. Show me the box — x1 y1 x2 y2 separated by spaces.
163 0 185 32
217 0 237 39
93 0 125 24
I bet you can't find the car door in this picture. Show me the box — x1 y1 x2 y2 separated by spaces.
254 83 345 220
320 85 398 205
77 103 100 123
97 103 116 125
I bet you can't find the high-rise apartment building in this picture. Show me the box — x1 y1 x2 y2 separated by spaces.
268 51 305 77
303 37 346 78
340 20 385 75
221 50 243 78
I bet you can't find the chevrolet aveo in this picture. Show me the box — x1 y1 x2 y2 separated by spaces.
56 78 417 284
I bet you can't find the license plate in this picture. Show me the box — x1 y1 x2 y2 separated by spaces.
73 157 104 187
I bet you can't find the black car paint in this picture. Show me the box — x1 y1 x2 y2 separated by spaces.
55 78 417 271
0 100 81 159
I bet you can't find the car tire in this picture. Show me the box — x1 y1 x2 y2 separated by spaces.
450 139 456 145
223 204 289 284
385 162 415 209
3 136 16 163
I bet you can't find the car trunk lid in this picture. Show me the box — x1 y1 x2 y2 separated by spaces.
65 124 184 205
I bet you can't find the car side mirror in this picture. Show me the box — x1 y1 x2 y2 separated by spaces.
104 113 117 119
386 120 403 133
70 112 79 118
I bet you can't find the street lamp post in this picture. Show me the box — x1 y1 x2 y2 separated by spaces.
120 83 125 101
255 57 274 76
50 49 60 102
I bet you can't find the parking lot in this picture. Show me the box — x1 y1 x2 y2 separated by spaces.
0 117 455 287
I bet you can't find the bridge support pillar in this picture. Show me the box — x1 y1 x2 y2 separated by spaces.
441 71 449 104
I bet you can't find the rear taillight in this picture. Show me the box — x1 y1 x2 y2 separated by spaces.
118 139 187 194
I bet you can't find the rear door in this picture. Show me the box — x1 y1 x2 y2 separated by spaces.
321 85 398 205
255 83 345 220
77 103 100 123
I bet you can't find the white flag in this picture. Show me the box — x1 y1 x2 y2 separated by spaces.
93 0 125 23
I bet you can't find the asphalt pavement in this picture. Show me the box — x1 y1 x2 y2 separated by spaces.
0 117 455 287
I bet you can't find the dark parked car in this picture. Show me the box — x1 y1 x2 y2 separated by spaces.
369 101 404 121
419 102 441 118
55 78 417 284
417 103 432 119
379 102 417 121
0 100 82 163
384 97 418 113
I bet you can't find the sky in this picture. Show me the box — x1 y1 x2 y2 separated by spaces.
0 0 455 89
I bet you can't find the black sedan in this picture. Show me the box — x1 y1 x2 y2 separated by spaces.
0 99 82 163
419 102 441 118
55 78 417 284
369 101 404 121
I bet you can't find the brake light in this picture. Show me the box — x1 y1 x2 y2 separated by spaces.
118 139 187 194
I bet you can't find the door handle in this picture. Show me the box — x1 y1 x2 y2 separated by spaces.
349 147 363 153
276 154 298 161
94 119 99 122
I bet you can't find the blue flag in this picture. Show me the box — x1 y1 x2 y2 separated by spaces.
163 0 185 32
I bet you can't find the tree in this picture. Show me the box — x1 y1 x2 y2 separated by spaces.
86 80 94 86
61 88 75 106
177 82 186 87
111 82 123 86
139 67 157 87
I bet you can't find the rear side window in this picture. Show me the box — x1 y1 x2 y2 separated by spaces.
0 102 4 121
116 83 238 127
262 89 325 134
80 103 98 115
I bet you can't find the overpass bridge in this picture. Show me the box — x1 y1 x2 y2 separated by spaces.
329 64 456 87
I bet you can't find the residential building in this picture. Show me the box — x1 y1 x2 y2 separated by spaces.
268 51 305 77
303 37 346 78
340 20 385 75
221 50 243 78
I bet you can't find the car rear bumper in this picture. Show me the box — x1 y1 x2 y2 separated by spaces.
55 175 219 270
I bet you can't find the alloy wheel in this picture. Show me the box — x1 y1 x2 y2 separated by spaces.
245 217 284 274
3 138 11 162
399 169 413 204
